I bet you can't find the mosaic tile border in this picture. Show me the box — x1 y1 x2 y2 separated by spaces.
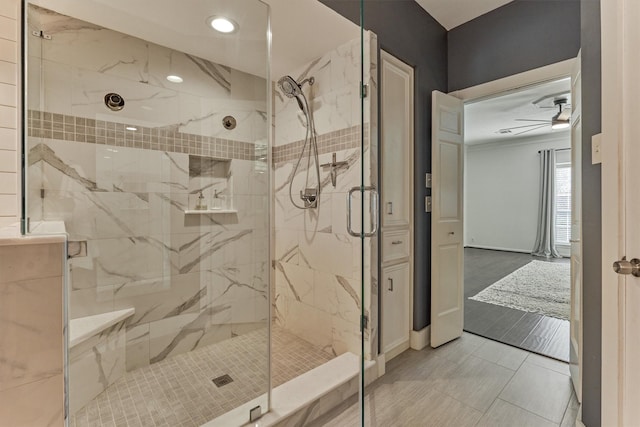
27 110 266 161
272 124 366 164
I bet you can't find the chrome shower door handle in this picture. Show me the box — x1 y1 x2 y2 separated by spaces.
347 187 358 237
365 188 379 237
346 186 379 238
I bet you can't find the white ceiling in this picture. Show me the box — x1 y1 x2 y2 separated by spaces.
465 78 572 145
266 0 359 78
33 0 359 80
32 0 519 81
415 0 514 30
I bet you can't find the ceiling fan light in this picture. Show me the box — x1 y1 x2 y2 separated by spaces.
550 102 570 130
551 121 570 130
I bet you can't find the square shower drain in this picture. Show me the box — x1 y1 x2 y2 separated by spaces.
212 374 234 387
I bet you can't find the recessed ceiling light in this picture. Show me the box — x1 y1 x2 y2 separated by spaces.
126 126 138 131
208 16 237 34
166 75 183 83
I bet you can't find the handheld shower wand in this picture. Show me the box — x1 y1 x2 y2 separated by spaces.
278 75 315 113
277 75 320 210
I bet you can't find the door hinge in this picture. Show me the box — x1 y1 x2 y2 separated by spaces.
249 405 262 422
425 196 432 213
32 30 52 40
361 83 369 99
361 314 369 332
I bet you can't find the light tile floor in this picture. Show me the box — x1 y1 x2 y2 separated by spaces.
70 326 333 427
313 332 579 427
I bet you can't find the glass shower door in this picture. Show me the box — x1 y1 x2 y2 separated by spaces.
357 1 380 425
24 1 271 425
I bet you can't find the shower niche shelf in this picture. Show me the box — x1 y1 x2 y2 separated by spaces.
188 154 234 213
184 209 238 215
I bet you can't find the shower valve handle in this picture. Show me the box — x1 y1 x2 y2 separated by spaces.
321 153 349 188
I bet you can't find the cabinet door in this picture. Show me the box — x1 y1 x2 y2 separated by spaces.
381 262 411 357
381 51 413 228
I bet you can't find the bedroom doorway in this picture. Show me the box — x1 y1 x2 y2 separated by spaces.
431 57 582 394
461 78 574 362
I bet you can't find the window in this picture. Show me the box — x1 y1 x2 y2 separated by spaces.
555 162 572 245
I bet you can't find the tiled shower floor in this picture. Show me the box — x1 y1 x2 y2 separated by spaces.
70 326 334 427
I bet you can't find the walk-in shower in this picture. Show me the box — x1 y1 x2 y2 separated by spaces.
277 75 320 209
22 0 377 425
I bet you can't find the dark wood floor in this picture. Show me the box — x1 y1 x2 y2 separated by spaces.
464 247 570 362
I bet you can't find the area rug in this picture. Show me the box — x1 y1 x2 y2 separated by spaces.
469 260 570 320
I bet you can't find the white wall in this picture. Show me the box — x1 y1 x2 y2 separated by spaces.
0 0 19 228
464 134 570 253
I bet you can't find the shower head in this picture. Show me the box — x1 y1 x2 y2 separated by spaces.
278 75 315 112
278 75 315 97
278 75 302 98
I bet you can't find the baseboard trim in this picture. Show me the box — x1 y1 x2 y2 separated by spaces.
410 326 430 350
376 353 386 377
575 404 585 427
464 245 531 254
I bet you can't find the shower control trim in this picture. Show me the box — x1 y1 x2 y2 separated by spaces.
320 153 349 188
300 188 318 208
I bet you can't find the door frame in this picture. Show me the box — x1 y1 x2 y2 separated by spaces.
449 59 575 104
448 55 582 401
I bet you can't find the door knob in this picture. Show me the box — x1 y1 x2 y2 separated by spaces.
612 257 640 277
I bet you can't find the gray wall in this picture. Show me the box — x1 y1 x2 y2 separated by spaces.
448 0 581 91
318 0 448 330
322 1 601 424
580 1 602 425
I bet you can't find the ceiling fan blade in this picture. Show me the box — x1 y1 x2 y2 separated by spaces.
514 124 549 136
515 119 553 123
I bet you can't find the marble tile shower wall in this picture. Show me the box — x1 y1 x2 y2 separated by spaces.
26 6 270 370
273 33 378 359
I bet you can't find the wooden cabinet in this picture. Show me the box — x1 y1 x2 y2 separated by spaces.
382 230 410 264
380 50 413 361
381 262 411 357
381 55 412 229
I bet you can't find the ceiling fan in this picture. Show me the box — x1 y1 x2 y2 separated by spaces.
497 97 571 136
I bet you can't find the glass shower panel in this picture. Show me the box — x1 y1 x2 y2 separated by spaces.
25 1 270 425
359 2 380 425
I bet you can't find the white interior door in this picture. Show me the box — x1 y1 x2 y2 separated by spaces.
616 0 640 421
601 0 640 422
569 51 582 402
431 91 464 348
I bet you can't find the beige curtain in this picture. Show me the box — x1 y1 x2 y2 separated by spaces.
532 149 561 258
